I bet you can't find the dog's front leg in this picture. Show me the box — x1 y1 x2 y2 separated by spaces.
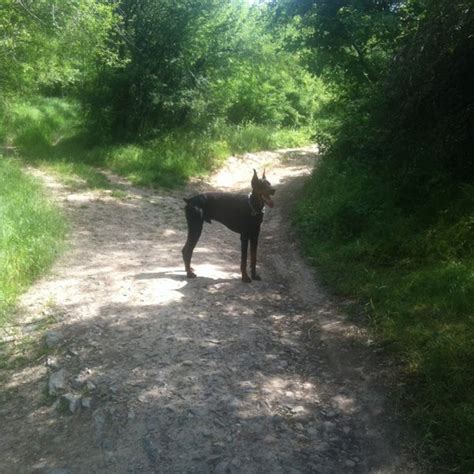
250 236 261 281
240 235 251 283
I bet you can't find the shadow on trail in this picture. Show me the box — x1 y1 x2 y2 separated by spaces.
8 264 400 472
18 290 360 472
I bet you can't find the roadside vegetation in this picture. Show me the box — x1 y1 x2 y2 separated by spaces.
0 158 66 325
280 1 473 470
2 96 313 189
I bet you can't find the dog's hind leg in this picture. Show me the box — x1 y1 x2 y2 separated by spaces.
240 234 251 283
182 205 204 278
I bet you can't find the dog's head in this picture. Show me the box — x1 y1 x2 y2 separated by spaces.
251 169 275 208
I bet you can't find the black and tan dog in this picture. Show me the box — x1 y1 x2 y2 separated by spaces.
182 170 275 282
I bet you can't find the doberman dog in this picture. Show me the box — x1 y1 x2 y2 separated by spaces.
182 169 275 282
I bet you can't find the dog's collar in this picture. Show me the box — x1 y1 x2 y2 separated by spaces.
248 192 264 216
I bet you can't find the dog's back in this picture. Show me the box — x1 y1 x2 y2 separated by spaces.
184 192 255 233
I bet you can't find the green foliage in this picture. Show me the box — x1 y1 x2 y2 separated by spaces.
273 0 400 86
84 1 319 139
215 122 313 154
0 0 119 94
2 96 311 191
0 158 66 325
284 0 474 470
90 133 229 188
295 159 474 470
0 97 111 188
1 1 320 142
382 0 474 179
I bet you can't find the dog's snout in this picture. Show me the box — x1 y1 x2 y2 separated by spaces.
270 188 276 195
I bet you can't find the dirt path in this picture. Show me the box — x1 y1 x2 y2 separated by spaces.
0 147 416 473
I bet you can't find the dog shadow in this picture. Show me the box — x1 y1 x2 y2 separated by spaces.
133 271 237 287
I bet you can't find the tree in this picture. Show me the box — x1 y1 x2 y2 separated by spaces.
85 0 318 139
272 0 400 87
0 0 118 96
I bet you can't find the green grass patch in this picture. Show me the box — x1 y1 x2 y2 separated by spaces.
2 96 82 151
219 123 313 155
43 161 113 191
2 97 313 189
89 133 229 188
294 157 474 471
89 124 312 188
0 158 67 326
1 96 115 191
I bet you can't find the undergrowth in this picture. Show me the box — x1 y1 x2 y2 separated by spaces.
294 157 474 471
2 97 312 189
94 124 311 188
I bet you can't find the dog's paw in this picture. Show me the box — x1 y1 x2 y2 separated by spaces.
242 275 252 283
251 274 262 281
187 271 197 278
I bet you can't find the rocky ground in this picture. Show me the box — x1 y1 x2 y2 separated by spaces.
0 147 417 473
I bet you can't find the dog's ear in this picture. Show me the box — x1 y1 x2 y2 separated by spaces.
262 169 266 180
251 169 259 188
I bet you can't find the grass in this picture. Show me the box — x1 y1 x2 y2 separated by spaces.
87 123 312 188
294 157 474 471
86 133 229 188
0 158 67 327
2 96 82 153
2 97 313 189
1 96 115 190
219 122 313 155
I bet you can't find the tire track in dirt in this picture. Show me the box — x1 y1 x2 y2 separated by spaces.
0 147 416 473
